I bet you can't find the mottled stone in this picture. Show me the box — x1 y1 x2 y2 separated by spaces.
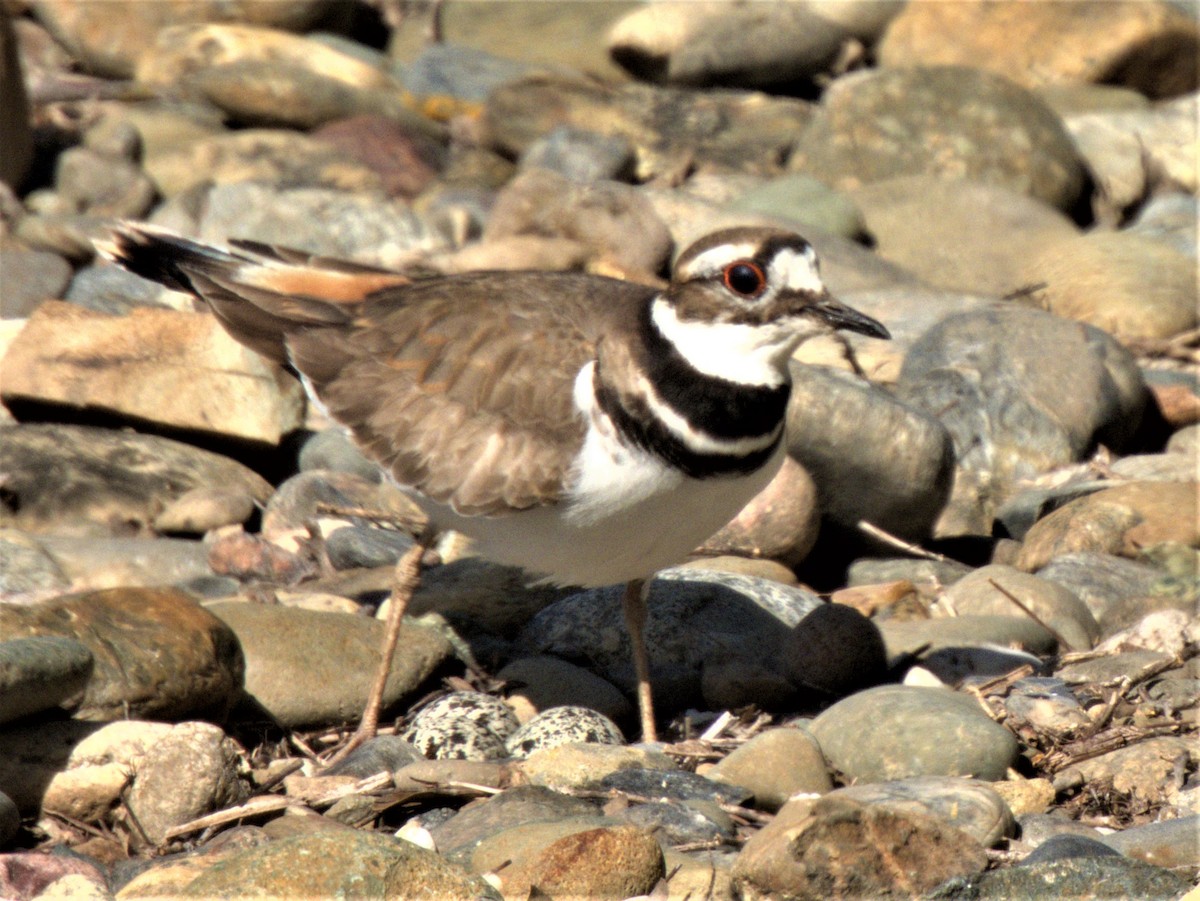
0 588 242 721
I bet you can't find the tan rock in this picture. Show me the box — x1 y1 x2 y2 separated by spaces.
30 0 336 77
501 824 665 901
1017 481 1200 572
699 455 820 567
878 0 1200 99
1015 231 1198 341
0 301 305 444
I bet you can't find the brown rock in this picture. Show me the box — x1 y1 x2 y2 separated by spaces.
700 455 820 568
207 601 453 728
0 301 306 444
0 587 244 721
312 115 443 199
708 727 832 811
878 0 1200 100
1015 232 1198 341
732 795 988 900
848 176 1079 296
483 167 672 278
498 824 665 900
1017 481 1199 572
30 0 337 78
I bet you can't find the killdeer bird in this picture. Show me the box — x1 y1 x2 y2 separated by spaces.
99 223 888 752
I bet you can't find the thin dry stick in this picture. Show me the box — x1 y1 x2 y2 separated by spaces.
987 578 1074 651
857 520 948 562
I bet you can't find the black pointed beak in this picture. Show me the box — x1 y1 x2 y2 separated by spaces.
813 294 890 339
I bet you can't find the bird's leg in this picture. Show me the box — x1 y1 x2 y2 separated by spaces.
622 578 658 743
328 526 433 765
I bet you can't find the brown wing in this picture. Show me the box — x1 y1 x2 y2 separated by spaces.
287 271 653 514
99 224 654 514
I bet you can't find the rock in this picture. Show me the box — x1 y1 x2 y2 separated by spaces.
847 176 1079 295
400 691 520 761
323 735 423 778
0 423 272 537
496 823 664 900
1002 677 1093 738
0 635 93 724
828 776 1015 847
0 849 108 900
600 768 752 810
504 706 624 759
1095 608 1195 657
724 173 867 240
146 129 387 199
895 307 1150 535
1035 551 1193 634
187 180 443 270
34 535 216 592
0 529 70 597
297 428 381 481
518 743 678 794
1016 232 1198 341
0 247 72 317
311 115 443 199
484 74 815 181
706 726 832 811
697 455 820 567
482 167 672 277
0 587 243 722
124 721 246 846
614 799 732 847
498 656 632 724
152 486 257 535
1127 191 1198 258
877 0 1200 100
732 794 988 900
0 9 31 190
520 568 825 716
966 853 1190 900
324 523 415 570
519 125 635 184
29 0 338 78
878 615 1058 662
400 42 541 117
781 602 887 700
810 685 1020 781
178 829 500 899
991 778 1056 818
790 65 1085 211
1056 736 1196 809
940 564 1100 651
608 1 847 87
54 146 156 219
1016 481 1199 572
786 365 954 540
208 601 453 729
1101 816 1200 870
390 758 511 795
389 0 633 84
0 303 306 444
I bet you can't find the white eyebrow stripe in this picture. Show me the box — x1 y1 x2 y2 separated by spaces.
770 246 824 294
681 242 761 276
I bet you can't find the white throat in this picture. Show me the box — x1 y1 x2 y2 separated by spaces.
650 298 795 387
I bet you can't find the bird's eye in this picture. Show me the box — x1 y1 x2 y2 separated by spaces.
722 261 766 298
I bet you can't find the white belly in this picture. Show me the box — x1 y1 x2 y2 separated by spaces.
416 446 782 588
403 358 785 587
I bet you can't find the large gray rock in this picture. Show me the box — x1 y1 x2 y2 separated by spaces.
790 65 1085 211
787 365 954 540
895 307 1150 535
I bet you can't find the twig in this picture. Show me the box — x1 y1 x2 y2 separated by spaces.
857 521 947 562
987 578 1074 651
